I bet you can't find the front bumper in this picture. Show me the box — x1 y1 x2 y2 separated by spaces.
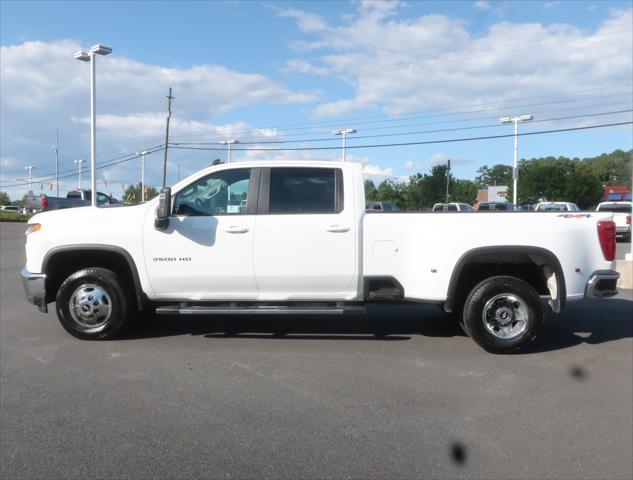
20 268 48 313
585 270 619 299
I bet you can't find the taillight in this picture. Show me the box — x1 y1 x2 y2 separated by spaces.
597 220 616 261
627 215 631 225
41 196 48 209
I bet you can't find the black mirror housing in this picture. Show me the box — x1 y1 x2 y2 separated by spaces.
155 187 171 230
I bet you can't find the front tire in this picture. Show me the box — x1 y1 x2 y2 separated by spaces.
55 267 128 340
462 276 543 353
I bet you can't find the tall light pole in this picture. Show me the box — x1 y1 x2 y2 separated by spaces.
500 114 533 205
74 44 112 207
332 128 357 162
220 139 239 163
24 166 34 193
445 158 451 203
74 159 84 189
53 127 59 196
137 150 148 202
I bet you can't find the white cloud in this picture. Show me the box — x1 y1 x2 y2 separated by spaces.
0 39 317 198
280 5 632 119
474 1 492 11
405 160 415 170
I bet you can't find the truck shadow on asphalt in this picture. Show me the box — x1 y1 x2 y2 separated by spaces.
122 298 633 353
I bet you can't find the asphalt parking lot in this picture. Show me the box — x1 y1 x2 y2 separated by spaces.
1 221 632 479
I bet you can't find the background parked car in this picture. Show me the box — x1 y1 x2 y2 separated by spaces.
0 205 23 213
595 201 631 240
432 202 474 212
535 202 580 212
366 201 400 212
477 202 518 211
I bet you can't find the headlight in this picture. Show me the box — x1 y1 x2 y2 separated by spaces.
25 223 41 236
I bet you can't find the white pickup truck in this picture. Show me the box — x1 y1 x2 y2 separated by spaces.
596 201 632 240
21 161 620 353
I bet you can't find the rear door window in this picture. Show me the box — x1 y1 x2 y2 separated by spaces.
269 168 342 214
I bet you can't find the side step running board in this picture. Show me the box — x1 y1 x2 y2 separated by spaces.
155 303 366 316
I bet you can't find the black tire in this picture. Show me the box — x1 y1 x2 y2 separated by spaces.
55 267 128 340
462 276 544 353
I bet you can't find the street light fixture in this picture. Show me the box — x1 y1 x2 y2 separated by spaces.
24 166 34 193
220 139 239 163
74 44 112 207
137 150 149 202
499 114 533 205
332 128 357 162
74 159 84 189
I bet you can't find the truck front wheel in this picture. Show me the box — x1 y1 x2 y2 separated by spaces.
462 276 543 353
55 267 128 340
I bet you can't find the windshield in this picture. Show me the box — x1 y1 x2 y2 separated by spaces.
597 204 632 213
537 204 567 211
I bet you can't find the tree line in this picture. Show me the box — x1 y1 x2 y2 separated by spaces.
365 148 632 211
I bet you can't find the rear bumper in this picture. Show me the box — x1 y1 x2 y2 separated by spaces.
585 270 619 299
20 268 48 313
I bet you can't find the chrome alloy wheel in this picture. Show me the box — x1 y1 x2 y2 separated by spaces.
482 293 529 340
68 284 112 330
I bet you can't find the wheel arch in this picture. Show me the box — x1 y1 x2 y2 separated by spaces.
42 245 149 310
443 246 566 314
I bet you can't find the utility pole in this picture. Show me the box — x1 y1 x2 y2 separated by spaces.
74 159 84 189
445 159 451 203
177 163 181 182
162 87 174 188
25 166 34 193
53 127 59 196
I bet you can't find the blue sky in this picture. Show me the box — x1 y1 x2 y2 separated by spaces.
1 0 632 199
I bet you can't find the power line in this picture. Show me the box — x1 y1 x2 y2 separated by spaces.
168 121 632 152
3 121 631 189
171 109 632 146
1 146 164 189
167 88 633 141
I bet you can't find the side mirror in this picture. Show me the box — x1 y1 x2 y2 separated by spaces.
155 187 171 230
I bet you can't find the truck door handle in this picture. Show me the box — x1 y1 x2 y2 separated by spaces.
225 226 249 234
325 225 350 233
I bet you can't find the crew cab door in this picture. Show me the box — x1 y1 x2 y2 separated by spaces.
143 167 258 299
253 167 359 300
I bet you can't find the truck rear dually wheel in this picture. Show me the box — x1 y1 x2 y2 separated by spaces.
462 276 543 353
55 267 128 340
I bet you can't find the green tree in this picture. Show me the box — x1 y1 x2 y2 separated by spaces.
0 191 9 205
474 164 512 188
450 180 478 204
123 183 158 203
375 179 408 209
364 179 377 201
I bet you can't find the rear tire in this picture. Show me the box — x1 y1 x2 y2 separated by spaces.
462 276 543 353
55 267 128 340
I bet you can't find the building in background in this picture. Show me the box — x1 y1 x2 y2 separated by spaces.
474 185 509 209
603 185 632 202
